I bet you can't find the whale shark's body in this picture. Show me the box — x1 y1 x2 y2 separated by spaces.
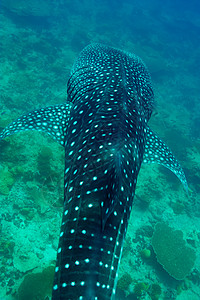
0 44 187 300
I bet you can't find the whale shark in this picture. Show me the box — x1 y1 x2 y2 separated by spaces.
0 44 187 300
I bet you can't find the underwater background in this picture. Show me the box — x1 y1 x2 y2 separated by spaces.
0 0 200 299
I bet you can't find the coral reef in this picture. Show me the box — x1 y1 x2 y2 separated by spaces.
37 146 53 178
1 0 55 17
133 282 149 297
152 222 196 280
140 248 151 259
0 239 15 257
19 207 35 220
17 266 55 300
0 169 15 195
170 201 185 214
117 273 132 291
148 283 162 300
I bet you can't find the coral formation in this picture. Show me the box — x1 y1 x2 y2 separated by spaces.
149 283 162 300
152 222 196 280
1 0 55 17
17 266 55 300
0 169 15 195
170 201 185 214
117 273 132 291
135 225 154 238
140 248 151 259
37 146 53 178
0 239 15 257
133 282 149 296
19 207 35 220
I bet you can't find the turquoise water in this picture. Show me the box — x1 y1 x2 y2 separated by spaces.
0 0 199 299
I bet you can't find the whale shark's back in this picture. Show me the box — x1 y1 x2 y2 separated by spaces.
52 44 154 299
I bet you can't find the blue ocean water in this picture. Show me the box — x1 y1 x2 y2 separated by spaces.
0 0 200 299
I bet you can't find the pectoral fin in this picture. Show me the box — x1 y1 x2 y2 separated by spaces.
143 126 188 191
0 103 72 145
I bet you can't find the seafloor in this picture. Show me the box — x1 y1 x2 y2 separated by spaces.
0 1 200 299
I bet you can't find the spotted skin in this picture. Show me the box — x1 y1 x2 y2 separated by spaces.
0 104 72 146
0 44 187 300
143 126 188 191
